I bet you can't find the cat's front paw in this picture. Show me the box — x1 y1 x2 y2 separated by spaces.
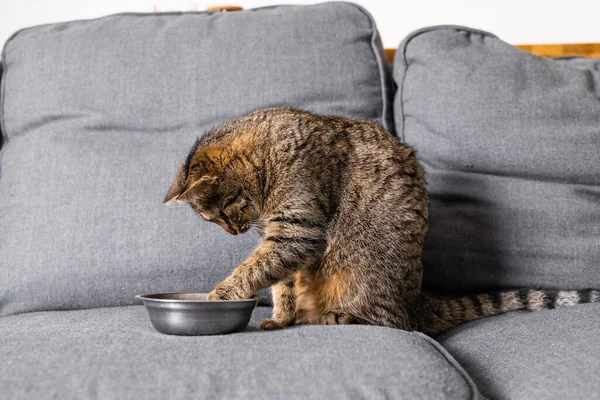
206 286 234 301
258 318 284 330
206 289 230 301
206 283 246 301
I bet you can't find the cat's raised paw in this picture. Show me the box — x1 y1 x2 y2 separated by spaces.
206 288 232 301
320 311 355 325
259 318 284 330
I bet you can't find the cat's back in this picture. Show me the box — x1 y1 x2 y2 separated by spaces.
258 108 426 209
208 108 420 185
248 108 406 156
209 107 401 154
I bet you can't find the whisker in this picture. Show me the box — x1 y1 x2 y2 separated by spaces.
248 227 262 240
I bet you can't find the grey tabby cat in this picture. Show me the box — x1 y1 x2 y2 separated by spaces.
164 107 600 335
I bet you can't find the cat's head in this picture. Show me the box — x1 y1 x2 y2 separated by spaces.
163 138 259 236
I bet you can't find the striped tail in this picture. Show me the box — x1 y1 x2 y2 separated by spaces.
421 289 600 336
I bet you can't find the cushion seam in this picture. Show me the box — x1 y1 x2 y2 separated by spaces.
417 332 482 399
0 32 16 188
0 23 37 189
341 2 392 132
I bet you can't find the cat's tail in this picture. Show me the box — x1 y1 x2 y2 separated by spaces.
420 289 600 336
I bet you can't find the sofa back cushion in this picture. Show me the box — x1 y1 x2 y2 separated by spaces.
394 26 600 293
0 3 392 316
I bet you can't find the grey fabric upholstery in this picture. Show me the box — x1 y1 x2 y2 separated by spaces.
0 60 3 148
0 3 393 317
0 306 480 399
439 303 600 400
394 26 600 293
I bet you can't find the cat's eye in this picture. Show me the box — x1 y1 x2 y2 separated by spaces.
219 211 232 224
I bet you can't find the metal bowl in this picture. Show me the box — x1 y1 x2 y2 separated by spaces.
136 293 260 336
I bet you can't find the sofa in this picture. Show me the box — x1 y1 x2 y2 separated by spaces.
1 3 599 399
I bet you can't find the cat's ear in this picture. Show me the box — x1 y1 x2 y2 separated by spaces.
163 160 218 205
178 175 219 203
163 144 228 205
163 161 188 205
164 172 219 205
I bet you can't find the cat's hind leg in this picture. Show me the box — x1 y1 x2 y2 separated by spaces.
294 269 361 326
319 310 358 325
259 278 296 330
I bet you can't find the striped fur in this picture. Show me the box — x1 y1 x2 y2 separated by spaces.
164 108 599 336
164 108 431 329
420 289 600 335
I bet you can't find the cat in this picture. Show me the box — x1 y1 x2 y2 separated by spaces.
164 107 600 335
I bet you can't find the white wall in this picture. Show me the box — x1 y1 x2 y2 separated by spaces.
2 0 600 50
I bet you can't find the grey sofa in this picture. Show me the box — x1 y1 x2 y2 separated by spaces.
1 3 598 399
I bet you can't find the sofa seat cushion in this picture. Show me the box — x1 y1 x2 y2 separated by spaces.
438 303 600 400
0 306 480 399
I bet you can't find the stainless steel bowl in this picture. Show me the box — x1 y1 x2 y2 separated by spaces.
136 293 260 336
